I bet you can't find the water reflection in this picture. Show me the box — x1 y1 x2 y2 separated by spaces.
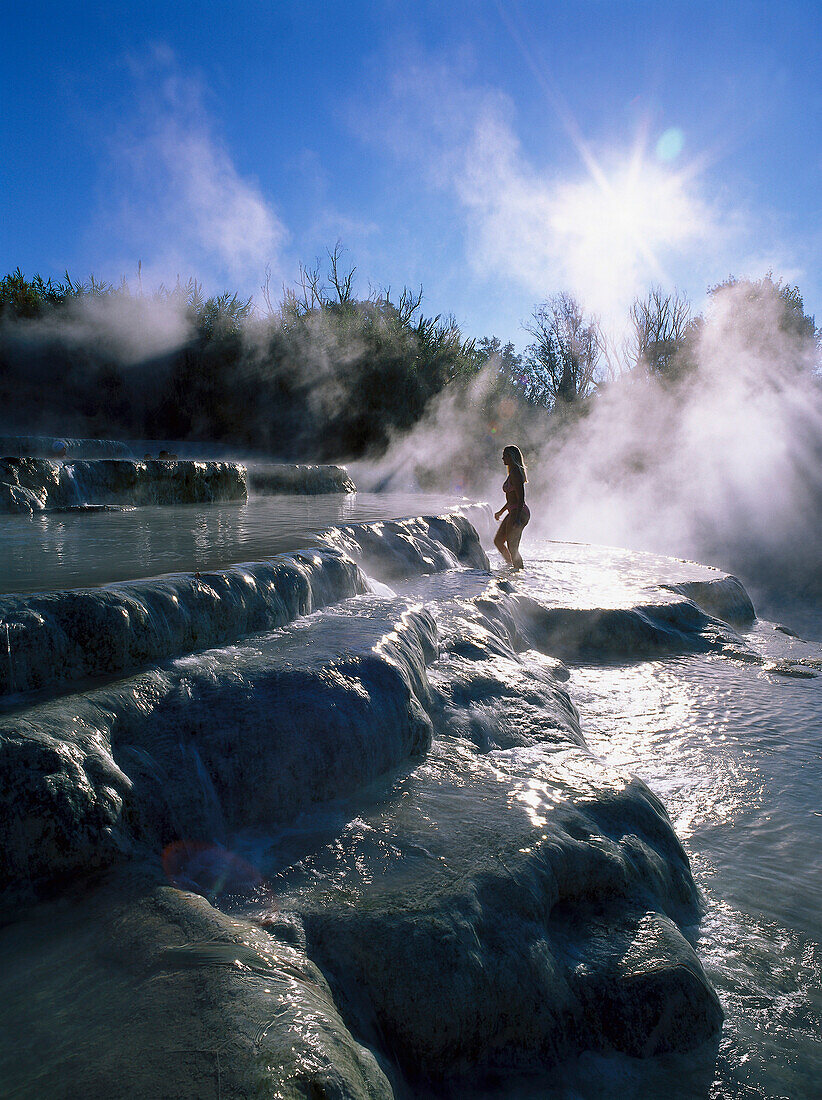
3 515 820 1096
523 540 717 611
0 491 472 593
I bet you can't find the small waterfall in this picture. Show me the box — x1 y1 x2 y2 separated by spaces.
62 463 86 506
4 624 12 693
184 741 227 846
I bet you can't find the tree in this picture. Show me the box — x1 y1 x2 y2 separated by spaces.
521 293 601 408
627 286 692 378
476 336 522 380
707 274 820 373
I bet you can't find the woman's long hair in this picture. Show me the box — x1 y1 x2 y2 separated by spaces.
503 445 527 484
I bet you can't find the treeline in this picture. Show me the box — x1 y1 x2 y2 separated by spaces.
1 252 819 463
515 275 821 411
0 250 488 459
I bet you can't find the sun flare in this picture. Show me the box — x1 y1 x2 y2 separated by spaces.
549 153 707 324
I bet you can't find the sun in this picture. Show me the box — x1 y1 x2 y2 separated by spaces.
548 151 707 325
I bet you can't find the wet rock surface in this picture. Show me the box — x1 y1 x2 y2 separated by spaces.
0 513 482 698
0 458 247 513
662 575 756 627
0 598 436 893
0 550 367 697
0 874 393 1100
322 511 490 579
0 515 745 1096
268 586 723 1089
249 462 356 495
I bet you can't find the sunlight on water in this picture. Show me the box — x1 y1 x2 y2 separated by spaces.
221 532 822 1097
0 492 474 592
522 539 719 609
565 621 822 1096
3 500 820 1097
570 660 756 842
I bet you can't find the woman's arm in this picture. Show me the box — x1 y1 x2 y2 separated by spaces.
494 501 509 521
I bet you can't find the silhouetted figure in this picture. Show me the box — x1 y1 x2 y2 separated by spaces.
494 444 530 570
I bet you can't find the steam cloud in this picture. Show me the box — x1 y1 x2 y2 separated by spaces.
534 285 822 601
1 48 290 433
352 57 820 607
5 293 193 367
357 279 822 607
5 48 819 615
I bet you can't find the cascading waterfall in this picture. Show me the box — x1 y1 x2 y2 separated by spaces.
3 624 12 693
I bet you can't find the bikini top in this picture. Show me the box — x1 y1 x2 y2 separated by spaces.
503 474 524 497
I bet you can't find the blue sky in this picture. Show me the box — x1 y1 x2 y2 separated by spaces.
3 0 820 346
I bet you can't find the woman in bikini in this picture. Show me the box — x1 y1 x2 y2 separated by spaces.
494 445 530 570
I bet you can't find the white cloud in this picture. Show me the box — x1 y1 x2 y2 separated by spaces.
366 59 746 332
101 49 287 292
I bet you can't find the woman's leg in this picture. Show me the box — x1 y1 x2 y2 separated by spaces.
507 524 524 569
494 517 513 565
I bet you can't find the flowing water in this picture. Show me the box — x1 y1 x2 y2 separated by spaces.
231 534 822 1098
517 545 822 1098
1 494 820 1098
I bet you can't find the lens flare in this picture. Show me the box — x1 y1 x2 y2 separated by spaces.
656 127 685 162
162 839 277 906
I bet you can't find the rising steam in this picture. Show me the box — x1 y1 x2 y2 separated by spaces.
358 279 822 605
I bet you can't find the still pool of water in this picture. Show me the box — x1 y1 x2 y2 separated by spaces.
0 492 475 593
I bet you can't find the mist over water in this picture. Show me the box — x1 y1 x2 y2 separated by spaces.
1 480 820 1095
537 284 822 602
358 279 822 615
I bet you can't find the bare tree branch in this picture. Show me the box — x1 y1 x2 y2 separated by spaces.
522 292 603 407
328 242 355 304
397 284 423 324
628 286 691 376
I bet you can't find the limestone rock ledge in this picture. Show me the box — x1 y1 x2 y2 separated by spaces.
322 511 490 579
0 598 436 891
0 513 483 698
0 458 247 513
249 462 356 495
0 551 367 697
0 521 733 1096
0 876 393 1100
281 586 723 1089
